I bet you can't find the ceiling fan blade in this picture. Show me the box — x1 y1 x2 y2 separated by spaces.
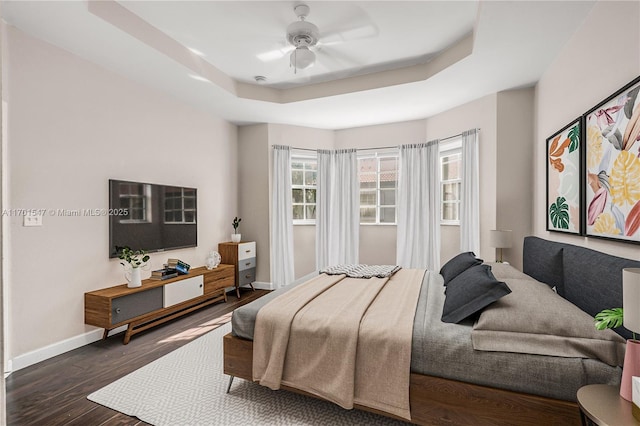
320 24 379 45
256 44 294 63
315 47 364 73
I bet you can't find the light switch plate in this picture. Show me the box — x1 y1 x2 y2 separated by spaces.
23 214 42 227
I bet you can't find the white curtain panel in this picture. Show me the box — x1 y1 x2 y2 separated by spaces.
460 129 480 254
396 141 441 270
270 145 295 288
316 149 359 270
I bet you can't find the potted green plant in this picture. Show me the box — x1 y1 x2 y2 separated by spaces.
594 308 626 334
116 246 150 288
231 217 242 243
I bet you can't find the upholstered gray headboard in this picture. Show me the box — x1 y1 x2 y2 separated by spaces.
523 236 640 339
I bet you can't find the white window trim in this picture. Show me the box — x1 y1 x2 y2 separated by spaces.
440 138 462 226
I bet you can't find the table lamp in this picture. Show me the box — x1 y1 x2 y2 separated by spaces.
489 230 512 263
624 268 640 338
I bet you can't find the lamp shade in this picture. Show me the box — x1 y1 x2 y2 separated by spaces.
489 230 512 249
623 268 640 334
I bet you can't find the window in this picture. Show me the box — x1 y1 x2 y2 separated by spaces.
292 156 317 223
358 153 398 224
290 151 398 225
118 182 151 223
164 187 197 224
440 140 462 224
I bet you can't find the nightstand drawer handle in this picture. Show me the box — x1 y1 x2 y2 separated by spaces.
245 274 251 279
245 262 251 266
245 250 251 253
115 308 121 314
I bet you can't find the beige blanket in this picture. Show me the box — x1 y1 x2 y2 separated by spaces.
253 269 424 421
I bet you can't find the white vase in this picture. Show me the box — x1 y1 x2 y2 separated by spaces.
125 266 142 288
231 233 241 243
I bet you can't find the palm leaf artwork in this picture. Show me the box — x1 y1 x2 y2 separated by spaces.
594 308 624 331
567 125 580 153
549 196 570 229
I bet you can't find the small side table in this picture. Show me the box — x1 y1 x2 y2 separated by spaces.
577 384 639 425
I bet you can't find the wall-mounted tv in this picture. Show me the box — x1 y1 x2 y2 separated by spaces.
109 179 197 258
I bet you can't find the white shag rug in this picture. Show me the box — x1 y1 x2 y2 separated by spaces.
88 322 408 425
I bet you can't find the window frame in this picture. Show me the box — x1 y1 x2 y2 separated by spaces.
291 153 317 225
358 150 399 226
163 187 197 224
118 183 152 224
440 138 462 225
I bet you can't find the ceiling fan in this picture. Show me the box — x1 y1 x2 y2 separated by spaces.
286 3 320 72
255 3 377 80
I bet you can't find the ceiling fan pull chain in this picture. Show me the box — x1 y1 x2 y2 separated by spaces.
293 49 297 74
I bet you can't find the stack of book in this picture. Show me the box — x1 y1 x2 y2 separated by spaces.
150 268 178 280
167 258 191 275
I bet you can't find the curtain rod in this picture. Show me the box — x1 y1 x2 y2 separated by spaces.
287 128 480 153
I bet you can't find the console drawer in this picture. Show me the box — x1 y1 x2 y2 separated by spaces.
238 242 256 261
239 268 256 286
238 257 256 271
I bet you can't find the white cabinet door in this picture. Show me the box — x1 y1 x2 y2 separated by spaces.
164 275 204 308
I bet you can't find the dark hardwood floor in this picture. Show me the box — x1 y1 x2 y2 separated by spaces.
6 288 269 426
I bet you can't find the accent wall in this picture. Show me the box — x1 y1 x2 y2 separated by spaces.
534 0 640 258
3 25 238 370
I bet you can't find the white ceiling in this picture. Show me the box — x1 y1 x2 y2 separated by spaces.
2 1 596 130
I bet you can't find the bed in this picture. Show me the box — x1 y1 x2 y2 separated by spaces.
223 237 640 425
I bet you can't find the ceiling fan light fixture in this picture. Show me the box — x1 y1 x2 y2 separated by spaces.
290 46 315 70
286 20 320 47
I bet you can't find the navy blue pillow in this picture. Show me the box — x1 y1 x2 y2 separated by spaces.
439 252 483 285
441 264 511 324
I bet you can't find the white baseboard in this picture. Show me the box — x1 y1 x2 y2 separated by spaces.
8 325 127 373
8 283 276 373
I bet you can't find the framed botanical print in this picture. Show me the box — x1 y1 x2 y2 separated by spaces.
546 118 583 234
584 76 640 243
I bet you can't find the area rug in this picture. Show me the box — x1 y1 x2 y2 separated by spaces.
88 321 408 425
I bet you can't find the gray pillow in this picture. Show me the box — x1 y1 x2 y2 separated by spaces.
472 264 626 367
439 252 482 285
441 264 511 324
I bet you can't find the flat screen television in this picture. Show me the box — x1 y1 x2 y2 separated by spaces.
109 179 197 258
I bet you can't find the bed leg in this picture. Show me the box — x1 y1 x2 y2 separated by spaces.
226 375 235 393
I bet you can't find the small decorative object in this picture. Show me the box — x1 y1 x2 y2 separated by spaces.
231 216 242 243
594 268 640 401
546 118 583 235
117 246 150 288
206 251 221 270
584 75 640 243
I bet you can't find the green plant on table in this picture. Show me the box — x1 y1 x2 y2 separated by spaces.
116 246 150 268
232 217 242 232
594 308 635 339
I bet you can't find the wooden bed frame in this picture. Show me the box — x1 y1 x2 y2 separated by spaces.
223 237 640 425
223 333 581 425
